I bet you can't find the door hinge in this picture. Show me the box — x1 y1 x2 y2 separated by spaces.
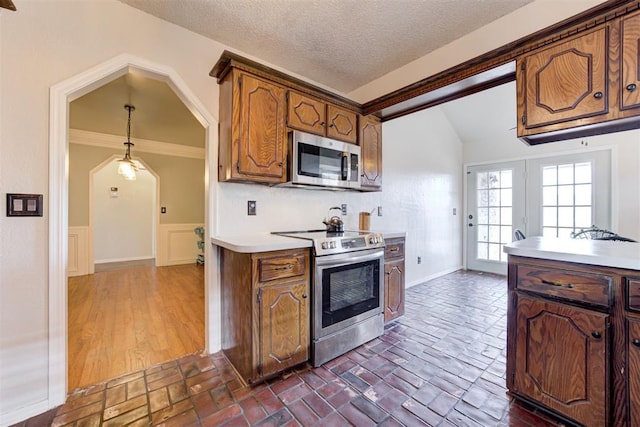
236 161 240 172
521 114 526 125
238 76 242 88
520 61 525 71
257 290 262 304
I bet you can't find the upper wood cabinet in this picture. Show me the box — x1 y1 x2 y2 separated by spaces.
520 27 609 130
219 69 287 183
287 91 327 136
287 91 358 144
326 104 357 144
621 11 640 111
359 115 382 191
517 12 640 144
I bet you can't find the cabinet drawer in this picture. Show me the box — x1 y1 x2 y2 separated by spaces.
626 278 640 313
258 252 306 282
385 239 405 259
515 264 612 308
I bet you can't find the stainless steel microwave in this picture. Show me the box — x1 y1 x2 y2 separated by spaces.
283 130 361 190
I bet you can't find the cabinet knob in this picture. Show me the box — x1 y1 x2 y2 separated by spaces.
278 162 283 167
633 339 640 347
591 331 602 339
320 122 326 126
593 91 603 99
329 124 335 128
627 83 637 92
302 293 308 299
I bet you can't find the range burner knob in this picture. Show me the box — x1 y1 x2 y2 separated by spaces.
330 241 337 249
321 242 329 250
369 236 378 244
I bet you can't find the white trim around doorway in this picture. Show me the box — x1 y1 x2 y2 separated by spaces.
49 53 219 409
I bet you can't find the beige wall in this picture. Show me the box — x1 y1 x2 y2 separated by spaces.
69 144 205 226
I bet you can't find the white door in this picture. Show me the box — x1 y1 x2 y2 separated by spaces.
466 161 526 274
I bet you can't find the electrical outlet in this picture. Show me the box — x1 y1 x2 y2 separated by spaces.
377 206 382 216
247 201 256 216
341 204 347 215
417 256 422 264
453 208 457 215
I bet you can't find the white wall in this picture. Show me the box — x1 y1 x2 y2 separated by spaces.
0 1 222 423
93 161 155 263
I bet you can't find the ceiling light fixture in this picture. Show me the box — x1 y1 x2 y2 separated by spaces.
117 104 137 181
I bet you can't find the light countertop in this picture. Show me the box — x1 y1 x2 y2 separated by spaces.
211 230 406 253
504 236 640 270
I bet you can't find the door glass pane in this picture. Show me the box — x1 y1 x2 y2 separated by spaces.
558 164 574 184
543 166 557 185
475 168 513 262
543 186 557 205
575 184 591 205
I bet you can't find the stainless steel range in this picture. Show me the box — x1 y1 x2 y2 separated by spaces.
274 230 385 367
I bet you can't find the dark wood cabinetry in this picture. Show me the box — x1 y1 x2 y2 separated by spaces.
517 11 640 144
360 115 382 191
512 294 608 426
508 256 640 427
287 91 358 144
384 237 405 322
212 51 383 189
220 247 310 384
218 70 287 183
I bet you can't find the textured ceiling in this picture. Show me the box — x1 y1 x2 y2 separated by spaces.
72 0 535 147
118 0 533 94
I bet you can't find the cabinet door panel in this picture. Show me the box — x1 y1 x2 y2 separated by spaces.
259 280 309 377
523 27 608 128
628 318 640 426
327 105 357 144
384 259 404 322
621 11 640 110
514 295 608 426
360 116 382 190
238 73 286 179
287 91 326 135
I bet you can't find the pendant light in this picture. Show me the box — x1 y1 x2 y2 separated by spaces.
117 104 137 180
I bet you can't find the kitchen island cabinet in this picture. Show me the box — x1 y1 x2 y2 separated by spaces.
505 237 640 426
219 247 310 384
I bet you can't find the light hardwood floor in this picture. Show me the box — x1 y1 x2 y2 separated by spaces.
68 263 204 391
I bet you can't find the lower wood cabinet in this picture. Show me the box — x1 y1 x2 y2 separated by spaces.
512 294 608 426
508 256 640 427
220 247 310 384
627 318 640 426
384 237 405 322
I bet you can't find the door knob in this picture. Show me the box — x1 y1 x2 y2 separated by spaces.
591 331 602 339
593 91 603 99
627 83 637 92
468 223 474 227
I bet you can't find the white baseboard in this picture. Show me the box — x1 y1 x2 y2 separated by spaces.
0 399 53 427
157 223 203 266
67 226 89 277
407 265 464 289
94 256 154 264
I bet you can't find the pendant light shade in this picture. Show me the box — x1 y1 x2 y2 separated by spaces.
117 104 137 180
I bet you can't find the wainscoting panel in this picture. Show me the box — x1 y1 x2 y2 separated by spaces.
157 224 203 266
68 226 89 277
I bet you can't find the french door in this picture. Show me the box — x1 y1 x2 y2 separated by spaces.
466 161 526 274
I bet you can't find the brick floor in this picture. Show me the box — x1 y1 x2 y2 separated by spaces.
11 270 566 426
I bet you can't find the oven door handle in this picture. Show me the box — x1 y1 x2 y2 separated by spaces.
314 249 384 267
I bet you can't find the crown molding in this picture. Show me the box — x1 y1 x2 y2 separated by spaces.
69 129 205 159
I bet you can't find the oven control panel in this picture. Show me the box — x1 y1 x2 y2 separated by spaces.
315 233 385 256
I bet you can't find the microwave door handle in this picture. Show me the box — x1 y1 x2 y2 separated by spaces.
341 153 349 181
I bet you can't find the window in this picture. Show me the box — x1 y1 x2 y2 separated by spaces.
541 162 593 238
